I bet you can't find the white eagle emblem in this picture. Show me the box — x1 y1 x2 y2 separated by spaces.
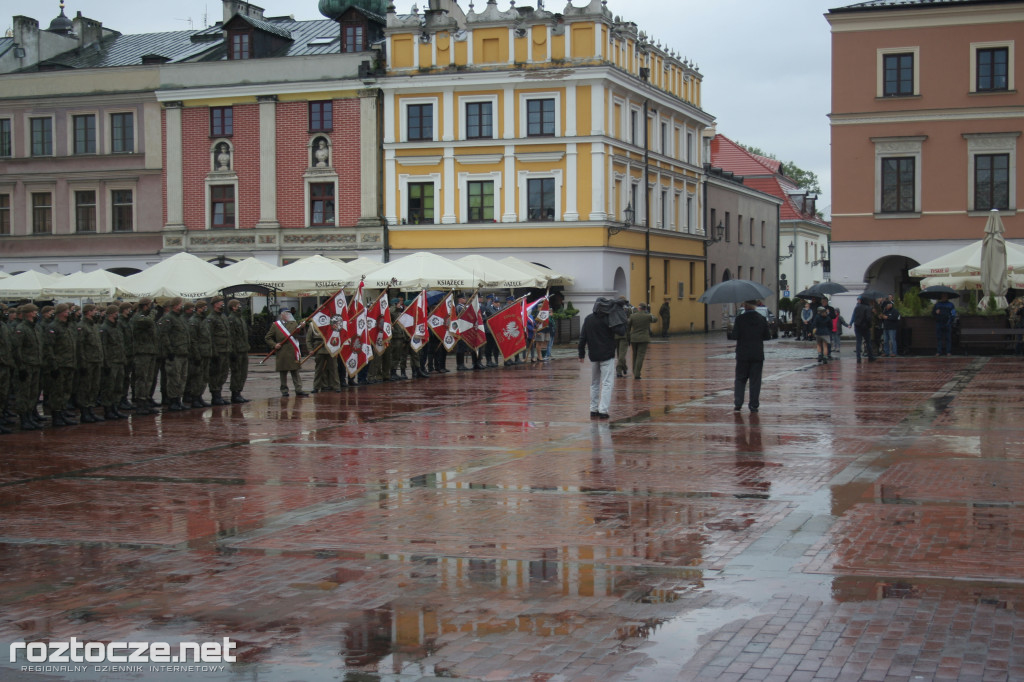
501 320 521 340
330 314 345 331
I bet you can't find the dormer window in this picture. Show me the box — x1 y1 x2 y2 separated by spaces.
342 22 366 53
229 30 252 60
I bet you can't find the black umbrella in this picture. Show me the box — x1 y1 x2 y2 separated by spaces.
919 285 961 300
859 289 888 301
698 279 773 305
795 282 848 299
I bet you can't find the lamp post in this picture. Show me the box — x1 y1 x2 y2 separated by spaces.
608 202 635 236
810 244 828 267
778 242 795 264
704 221 725 247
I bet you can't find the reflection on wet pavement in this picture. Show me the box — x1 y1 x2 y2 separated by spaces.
3 337 1024 680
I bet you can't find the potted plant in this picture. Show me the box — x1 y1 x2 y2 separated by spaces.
896 286 934 354
552 302 579 344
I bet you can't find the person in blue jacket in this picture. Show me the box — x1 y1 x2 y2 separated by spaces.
932 294 957 356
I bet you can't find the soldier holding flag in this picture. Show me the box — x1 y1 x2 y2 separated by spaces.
265 309 308 397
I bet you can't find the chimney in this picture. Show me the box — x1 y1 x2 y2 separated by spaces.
223 0 265 25
73 11 104 49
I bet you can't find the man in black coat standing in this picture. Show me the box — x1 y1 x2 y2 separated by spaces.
579 299 620 419
733 300 772 413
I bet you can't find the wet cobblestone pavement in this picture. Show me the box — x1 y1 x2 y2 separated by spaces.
3 336 1024 681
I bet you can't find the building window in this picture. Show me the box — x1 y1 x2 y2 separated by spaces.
467 181 494 223
881 157 915 213
526 99 555 137
0 119 10 157
738 214 743 243
407 103 433 142
309 101 333 132
73 115 96 155
724 212 730 241
111 113 134 153
407 182 434 224
975 153 1010 211
310 183 335 226
686 196 693 233
0 194 9 235
210 107 233 137
761 221 766 247
977 47 1009 92
750 218 755 246
466 101 493 139
686 131 693 163
30 117 52 156
883 53 914 97
112 190 133 232
630 110 638 145
660 190 668 228
527 178 555 221
342 23 365 53
210 186 235 229
229 31 251 60
75 190 96 232
32 193 52 234
660 122 669 154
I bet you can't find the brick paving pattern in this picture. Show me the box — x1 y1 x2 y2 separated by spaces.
2 338 1024 681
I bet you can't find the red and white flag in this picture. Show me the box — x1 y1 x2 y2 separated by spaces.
485 296 528 360
366 291 392 356
454 293 486 350
340 280 373 377
527 296 551 331
274 319 303 362
309 290 349 357
428 292 458 351
398 290 429 352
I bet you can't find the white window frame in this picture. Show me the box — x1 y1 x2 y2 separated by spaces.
876 46 920 98
305 176 339 227
205 178 239 230
457 171 502 223
400 97 439 143
459 94 498 141
517 169 563 222
519 91 561 139
26 114 55 157
970 41 1015 93
872 136 925 216
964 132 1019 214
108 184 137 233
398 173 441 225
67 181 100 234
106 109 137 155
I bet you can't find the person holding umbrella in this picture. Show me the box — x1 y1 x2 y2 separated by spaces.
733 300 771 412
933 293 958 356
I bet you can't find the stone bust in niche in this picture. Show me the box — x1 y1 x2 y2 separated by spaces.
313 138 330 168
215 143 231 171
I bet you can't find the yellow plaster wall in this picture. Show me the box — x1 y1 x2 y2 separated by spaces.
531 26 547 62
391 226 610 251
570 24 595 58
392 35 414 68
474 27 509 64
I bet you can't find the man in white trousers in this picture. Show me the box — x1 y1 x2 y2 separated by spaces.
578 302 619 419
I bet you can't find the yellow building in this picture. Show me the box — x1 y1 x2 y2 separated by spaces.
380 0 714 328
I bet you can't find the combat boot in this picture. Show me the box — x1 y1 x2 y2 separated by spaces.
168 398 185 412
0 422 11 434
211 393 228 406
51 412 68 427
231 392 248 404
62 411 79 425
20 414 38 430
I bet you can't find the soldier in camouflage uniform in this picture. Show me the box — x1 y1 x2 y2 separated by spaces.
99 305 128 420
130 298 159 415
158 297 190 411
227 298 250 403
36 305 55 416
186 299 213 408
13 303 44 431
119 301 135 410
75 304 105 423
0 305 14 434
311 325 341 392
387 298 410 380
44 303 79 427
206 296 231 405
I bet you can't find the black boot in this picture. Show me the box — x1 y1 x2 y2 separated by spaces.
104 407 120 420
62 411 79 425
190 398 205 409
211 394 228 406
91 408 106 422
51 412 67 427
119 399 134 411
231 392 247 404
168 398 184 412
20 414 38 431
0 422 11 434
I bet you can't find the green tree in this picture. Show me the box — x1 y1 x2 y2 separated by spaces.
738 143 822 195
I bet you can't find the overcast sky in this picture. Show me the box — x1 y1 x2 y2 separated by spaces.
8 0 839 208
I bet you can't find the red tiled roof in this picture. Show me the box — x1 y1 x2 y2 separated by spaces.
743 176 831 228
710 134 781 176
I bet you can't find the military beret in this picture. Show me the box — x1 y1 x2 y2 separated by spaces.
195 299 208 308
210 295 225 305
105 305 119 316
82 303 97 314
138 297 153 308
228 298 240 307
168 296 183 308
40 305 54 315
55 303 70 315
20 303 38 313
119 302 133 312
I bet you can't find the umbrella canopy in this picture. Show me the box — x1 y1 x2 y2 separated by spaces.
121 252 233 300
42 269 127 299
343 256 385 278
698 279 773 305
0 270 63 299
981 210 1009 308
909 239 1024 278
795 282 848 299
364 252 483 290
250 255 357 296
858 289 888 301
220 257 277 287
921 273 1024 291
920 285 961 300
499 256 575 286
455 254 546 289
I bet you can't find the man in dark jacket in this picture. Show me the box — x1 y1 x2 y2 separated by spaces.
733 300 772 412
579 299 620 419
852 296 877 363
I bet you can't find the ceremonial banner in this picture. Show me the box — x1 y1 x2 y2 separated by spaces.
340 281 372 377
454 293 486 350
485 296 528 360
398 290 429 352
527 296 551 331
274 320 302 362
366 291 392 355
428 292 458 351
310 289 349 357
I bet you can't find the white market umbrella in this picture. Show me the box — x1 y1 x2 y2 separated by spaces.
121 252 232 300
220 257 277 287
0 271 9 279
456 254 546 289
364 251 484 290
921 273 1024 291
251 255 357 296
343 256 384 278
981 210 1009 308
42 269 127 299
909 239 1024 279
499 256 575 287
0 270 63 299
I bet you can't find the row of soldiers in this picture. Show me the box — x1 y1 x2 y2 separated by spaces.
0 295 251 433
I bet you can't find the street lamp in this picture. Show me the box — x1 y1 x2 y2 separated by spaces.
608 202 635 236
704 221 725 247
778 242 795 263
810 244 828 267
